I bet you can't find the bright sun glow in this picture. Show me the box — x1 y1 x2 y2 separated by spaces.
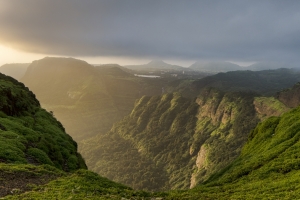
0 44 152 67
0 44 46 66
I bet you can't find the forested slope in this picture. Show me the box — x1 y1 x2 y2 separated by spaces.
188 68 300 96
169 104 300 199
82 87 290 191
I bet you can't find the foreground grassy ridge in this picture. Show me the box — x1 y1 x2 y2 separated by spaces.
0 73 86 171
166 171 300 199
6 169 154 200
0 164 64 197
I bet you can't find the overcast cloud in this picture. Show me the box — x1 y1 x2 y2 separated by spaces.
1 0 300 64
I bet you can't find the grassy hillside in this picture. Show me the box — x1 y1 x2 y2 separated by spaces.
4 168 153 200
0 72 94 198
165 104 300 199
0 72 85 171
81 93 198 191
81 88 290 191
82 82 295 192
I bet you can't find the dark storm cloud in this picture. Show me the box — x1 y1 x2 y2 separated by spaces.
1 0 300 63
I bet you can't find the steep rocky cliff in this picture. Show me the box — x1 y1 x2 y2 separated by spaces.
82 83 297 191
190 89 259 187
190 89 294 187
276 82 300 108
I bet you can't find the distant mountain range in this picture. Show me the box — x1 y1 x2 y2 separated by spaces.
124 60 295 73
189 61 294 73
189 61 242 72
0 60 295 79
125 60 186 71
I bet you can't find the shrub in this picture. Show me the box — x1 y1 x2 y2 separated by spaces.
27 148 54 166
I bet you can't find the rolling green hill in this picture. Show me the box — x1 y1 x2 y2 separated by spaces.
167 103 300 199
81 87 291 191
0 72 90 198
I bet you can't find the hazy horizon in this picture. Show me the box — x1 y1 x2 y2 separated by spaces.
1 1 300 67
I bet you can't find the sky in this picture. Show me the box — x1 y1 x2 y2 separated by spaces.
0 0 300 67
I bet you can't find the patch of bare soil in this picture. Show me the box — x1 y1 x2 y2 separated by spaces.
0 169 59 197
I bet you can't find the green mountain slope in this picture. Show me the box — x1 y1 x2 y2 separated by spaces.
81 87 290 191
4 168 152 200
81 93 198 191
167 104 300 199
0 72 85 170
0 72 91 198
6 102 300 199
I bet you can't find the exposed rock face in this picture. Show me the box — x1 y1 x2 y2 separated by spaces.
190 86 300 188
190 145 208 188
190 89 259 187
253 97 289 120
277 82 300 108
82 86 298 191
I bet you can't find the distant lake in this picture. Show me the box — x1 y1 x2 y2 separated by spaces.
134 74 161 78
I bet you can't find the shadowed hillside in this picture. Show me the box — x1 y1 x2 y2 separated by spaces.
189 61 242 72
188 68 300 97
21 57 177 141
